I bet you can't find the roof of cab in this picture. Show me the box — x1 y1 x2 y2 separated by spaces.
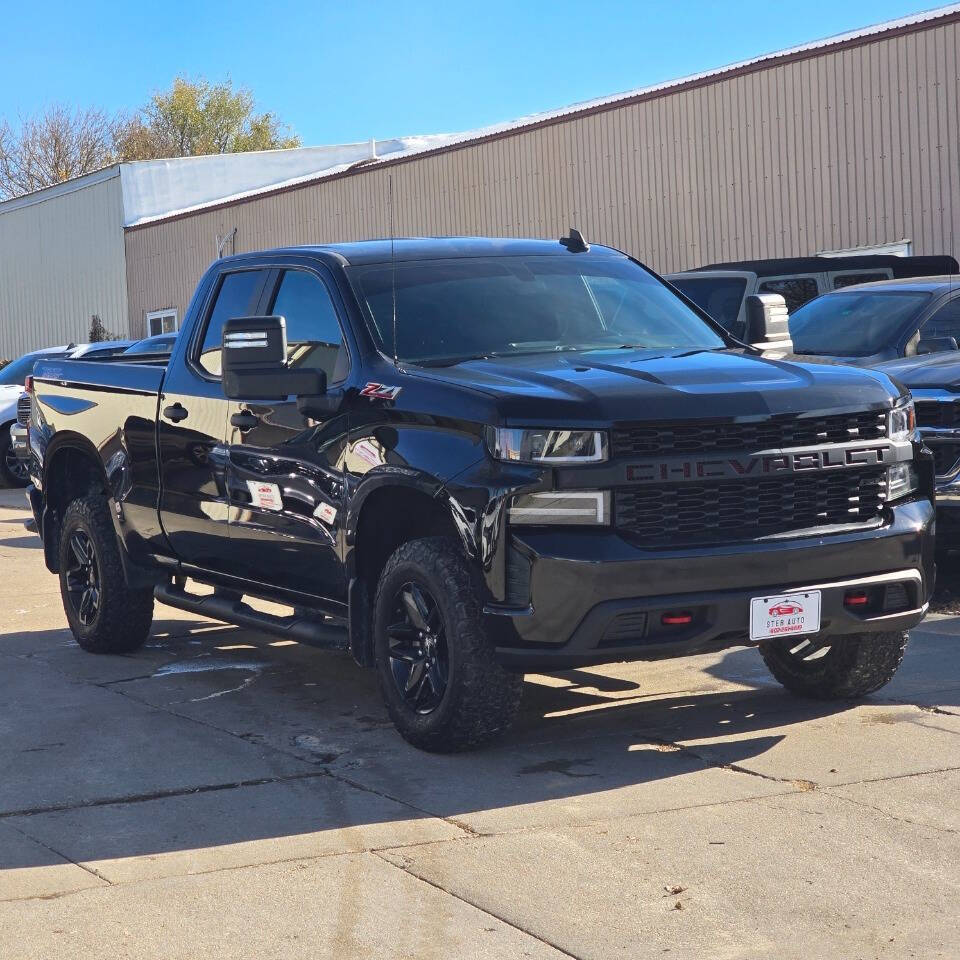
221 236 625 267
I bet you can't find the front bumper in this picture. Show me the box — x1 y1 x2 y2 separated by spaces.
486 497 935 669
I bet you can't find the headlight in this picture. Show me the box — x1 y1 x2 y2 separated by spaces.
886 463 919 501
487 427 608 463
888 400 916 441
508 491 610 525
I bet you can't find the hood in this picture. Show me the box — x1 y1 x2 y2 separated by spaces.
413 348 902 423
869 351 960 389
0 383 23 417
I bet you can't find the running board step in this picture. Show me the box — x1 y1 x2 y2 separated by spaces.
154 583 348 650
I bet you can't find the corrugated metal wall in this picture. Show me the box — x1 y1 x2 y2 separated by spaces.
0 174 128 359
125 17 960 336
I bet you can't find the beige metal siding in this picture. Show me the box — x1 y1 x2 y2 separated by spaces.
0 174 127 359
125 18 960 334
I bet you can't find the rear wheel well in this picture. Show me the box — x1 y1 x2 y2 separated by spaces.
43 445 107 572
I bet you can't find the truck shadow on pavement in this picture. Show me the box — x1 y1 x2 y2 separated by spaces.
0 534 41 550
0 618 861 872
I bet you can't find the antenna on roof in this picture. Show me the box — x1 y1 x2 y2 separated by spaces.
389 174 400 370
560 227 589 253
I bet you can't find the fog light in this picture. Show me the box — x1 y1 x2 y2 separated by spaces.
508 491 610 525
661 611 693 625
886 463 919 501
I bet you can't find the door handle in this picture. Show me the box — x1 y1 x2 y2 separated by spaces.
230 410 259 431
163 403 189 423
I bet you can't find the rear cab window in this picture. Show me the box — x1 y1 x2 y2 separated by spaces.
830 271 891 289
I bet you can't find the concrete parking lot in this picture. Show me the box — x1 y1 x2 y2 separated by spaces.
0 486 958 959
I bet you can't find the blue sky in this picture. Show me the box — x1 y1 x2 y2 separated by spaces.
0 1 943 145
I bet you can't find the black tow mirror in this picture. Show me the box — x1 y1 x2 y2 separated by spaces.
222 316 326 400
917 336 958 355
743 293 793 354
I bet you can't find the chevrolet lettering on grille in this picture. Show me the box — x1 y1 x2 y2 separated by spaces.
625 443 894 483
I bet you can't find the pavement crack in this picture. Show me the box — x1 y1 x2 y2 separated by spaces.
646 735 820 790
97 674 156 685
825 791 959 834
374 851 582 959
0 770 330 820
4 820 112 884
915 703 960 717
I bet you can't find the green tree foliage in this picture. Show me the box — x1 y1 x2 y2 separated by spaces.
0 78 301 198
117 77 301 161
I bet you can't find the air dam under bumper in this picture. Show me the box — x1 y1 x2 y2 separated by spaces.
487 498 934 670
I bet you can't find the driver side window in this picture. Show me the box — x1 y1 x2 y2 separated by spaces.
269 270 349 383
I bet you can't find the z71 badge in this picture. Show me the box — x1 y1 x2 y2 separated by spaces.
360 382 402 400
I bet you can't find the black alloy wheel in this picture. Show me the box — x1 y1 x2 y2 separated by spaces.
386 581 449 715
0 432 29 487
4 444 27 483
64 529 101 626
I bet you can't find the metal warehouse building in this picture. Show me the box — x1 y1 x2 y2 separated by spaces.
2 4 959 355
124 4 960 339
0 139 454 358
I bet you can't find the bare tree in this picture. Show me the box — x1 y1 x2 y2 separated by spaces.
0 105 122 200
0 80 301 200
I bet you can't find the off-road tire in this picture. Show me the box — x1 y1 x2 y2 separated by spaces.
759 631 909 699
0 428 28 488
59 495 154 654
373 536 523 751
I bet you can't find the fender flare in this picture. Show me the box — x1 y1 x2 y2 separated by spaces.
345 468 469 577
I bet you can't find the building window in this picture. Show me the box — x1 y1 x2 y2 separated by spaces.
146 309 178 336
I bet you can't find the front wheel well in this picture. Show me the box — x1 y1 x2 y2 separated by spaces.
354 486 462 589
350 486 464 668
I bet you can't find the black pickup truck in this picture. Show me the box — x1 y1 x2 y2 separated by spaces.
22 237 935 750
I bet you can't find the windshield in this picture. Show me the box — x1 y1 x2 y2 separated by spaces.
0 351 67 386
790 290 931 357
669 275 747 337
348 255 726 364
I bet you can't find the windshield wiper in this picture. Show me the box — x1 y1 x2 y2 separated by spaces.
413 353 496 367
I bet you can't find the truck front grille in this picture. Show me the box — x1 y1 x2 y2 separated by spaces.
614 467 887 546
916 399 960 429
16 393 31 425
930 442 960 479
612 411 886 457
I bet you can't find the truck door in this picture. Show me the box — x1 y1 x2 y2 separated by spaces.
223 265 351 605
158 267 269 572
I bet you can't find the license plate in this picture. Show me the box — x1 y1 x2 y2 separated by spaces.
749 590 821 642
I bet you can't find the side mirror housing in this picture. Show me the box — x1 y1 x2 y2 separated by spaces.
917 336 958 355
743 293 793 353
222 316 326 400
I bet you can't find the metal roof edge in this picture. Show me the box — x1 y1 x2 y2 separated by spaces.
0 164 120 216
125 2 960 234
